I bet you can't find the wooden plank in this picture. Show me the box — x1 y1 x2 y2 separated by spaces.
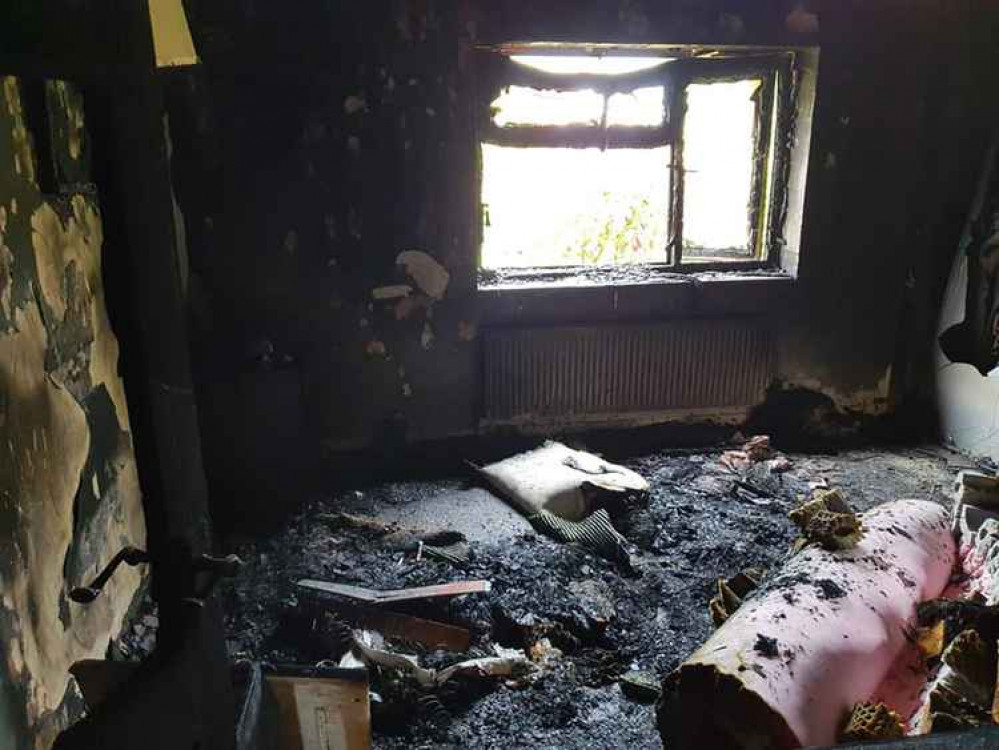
319 600 471 652
297 579 490 605
267 674 370 750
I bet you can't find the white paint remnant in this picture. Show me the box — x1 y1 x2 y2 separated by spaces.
282 230 298 255
343 95 367 115
786 4 820 34
396 250 450 300
824 152 837 169
421 321 435 350
372 284 412 300
402 382 413 398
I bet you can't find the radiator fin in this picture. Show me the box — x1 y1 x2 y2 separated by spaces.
483 321 775 424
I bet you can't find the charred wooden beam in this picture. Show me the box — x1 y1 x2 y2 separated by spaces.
483 124 668 150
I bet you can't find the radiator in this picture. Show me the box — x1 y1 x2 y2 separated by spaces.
482 320 776 426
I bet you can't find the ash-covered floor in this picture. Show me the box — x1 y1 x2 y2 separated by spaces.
217 442 968 749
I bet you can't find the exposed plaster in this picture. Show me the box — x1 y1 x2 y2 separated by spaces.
0 304 143 749
396 250 450 299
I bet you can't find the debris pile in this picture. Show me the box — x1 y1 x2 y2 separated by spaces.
659 497 955 749
661 469 999 748
720 434 792 476
219 441 959 748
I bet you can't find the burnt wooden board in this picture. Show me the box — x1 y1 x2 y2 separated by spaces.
316 600 471 652
297 579 491 605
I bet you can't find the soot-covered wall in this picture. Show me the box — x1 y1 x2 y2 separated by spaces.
168 0 998 514
0 77 146 749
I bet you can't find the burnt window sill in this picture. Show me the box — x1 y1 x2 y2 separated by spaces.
477 266 795 324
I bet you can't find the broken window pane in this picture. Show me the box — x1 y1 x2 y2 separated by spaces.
481 144 671 269
511 55 671 76
491 87 603 128
607 86 665 127
682 79 761 260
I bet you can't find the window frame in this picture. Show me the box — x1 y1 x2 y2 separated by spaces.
475 47 796 282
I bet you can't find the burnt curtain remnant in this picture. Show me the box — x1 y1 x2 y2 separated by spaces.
940 142 999 376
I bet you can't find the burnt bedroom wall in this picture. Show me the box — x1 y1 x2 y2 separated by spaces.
168 0 999 518
0 77 146 749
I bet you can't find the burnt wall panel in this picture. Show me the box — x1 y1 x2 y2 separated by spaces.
166 0 999 514
0 77 146 750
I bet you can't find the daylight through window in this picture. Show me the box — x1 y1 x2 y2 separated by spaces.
479 48 794 277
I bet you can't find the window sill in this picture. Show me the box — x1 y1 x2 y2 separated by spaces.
477 269 795 324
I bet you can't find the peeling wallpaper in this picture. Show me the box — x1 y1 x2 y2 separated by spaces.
0 77 146 750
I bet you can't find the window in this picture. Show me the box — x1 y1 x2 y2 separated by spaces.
477 45 797 283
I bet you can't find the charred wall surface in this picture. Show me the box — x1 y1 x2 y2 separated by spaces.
0 77 146 749
167 0 999 524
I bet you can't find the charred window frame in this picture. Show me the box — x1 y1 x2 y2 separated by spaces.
475 48 797 281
